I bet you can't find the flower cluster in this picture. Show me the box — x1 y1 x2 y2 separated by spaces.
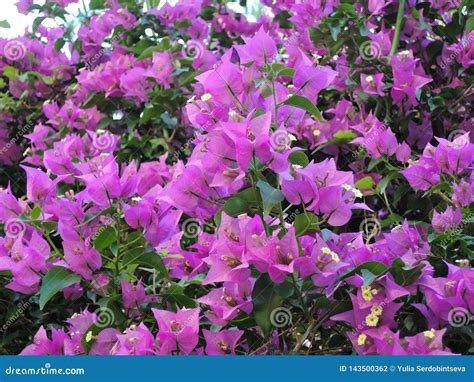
0 0 472 356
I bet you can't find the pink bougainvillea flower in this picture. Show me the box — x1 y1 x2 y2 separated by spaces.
198 281 253 325
293 62 338 103
196 60 244 106
249 227 299 283
20 326 69 355
152 307 200 355
111 323 155 355
360 73 385 96
203 329 244 355
145 51 174 88
431 206 463 233
121 279 147 315
62 240 102 280
234 26 277 67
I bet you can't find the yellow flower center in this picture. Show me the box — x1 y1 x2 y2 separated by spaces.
357 334 367 346
371 305 383 316
423 329 436 340
365 313 379 327
362 286 374 302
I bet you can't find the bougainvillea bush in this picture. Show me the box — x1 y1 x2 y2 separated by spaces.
0 0 473 356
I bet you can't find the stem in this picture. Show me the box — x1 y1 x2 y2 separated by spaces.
434 190 454 206
81 0 88 16
292 272 309 318
293 318 317 352
390 0 405 56
32 222 64 260
114 204 122 293
271 78 279 129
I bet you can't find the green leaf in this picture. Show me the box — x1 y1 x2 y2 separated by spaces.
223 196 249 217
466 16 474 33
361 269 377 286
256 180 284 218
0 20 10 28
81 324 103 354
32 16 46 33
138 252 169 279
30 205 41 220
93 226 117 251
138 46 161 60
340 261 388 282
89 0 105 9
281 95 324 122
54 38 65 52
3 66 19 80
122 247 169 279
294 212 319 236
288 151 309 167
252 274 285 337
355 176 374 190
367 157 383 171
223 188 260 217
389 259 424 286
39 267 81 309
277 67 295 77
162 284 197 308
332 130 356 143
